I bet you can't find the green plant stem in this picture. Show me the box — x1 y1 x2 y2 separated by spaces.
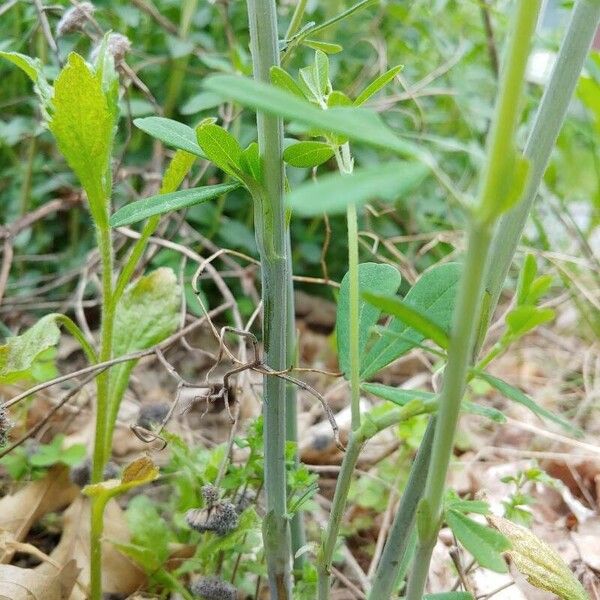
477 0 600 351
317 402 428 600
285 0 308 39
404 4 540 598
367 417 436 600
347 202 361 431
246 0 292 597
285 230 306 571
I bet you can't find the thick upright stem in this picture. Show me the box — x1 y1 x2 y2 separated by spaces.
405 3 541 597
368 417 436 600
246 1 292 596
478 0 600 350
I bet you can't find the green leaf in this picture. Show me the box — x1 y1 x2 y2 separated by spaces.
126 495 171 567
288 161 428 216
362 383 506 423
109 183 240 227
363 291 450 350
0 51 52 106
361 263 461 380
203 75 426 159
424 594 474 600
517 254 537 305
489 515 589 600
83 457 159 499
180 91 223 115
476 372 581 436
270 66 306 99
196 122 244 179
283 141 334 168
134 116 206 158
506 305 555 338
303 40 343 54
49 53 118 226
0 314 62 383
239 142 262 182
354 65 403 106
327 90 352 107
336 263 401 378
314 50 330 96
160 150 197 194
446 509 510 573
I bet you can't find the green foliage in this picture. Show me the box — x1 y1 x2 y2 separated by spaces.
109 183 240 227
445 509 510 573
360 263 461 380
283 140 334 167
134 116 206 158
0 314 61 383
354 65 403 106
0 435 86 480
336 263 401 378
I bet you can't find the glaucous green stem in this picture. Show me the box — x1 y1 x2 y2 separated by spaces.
405 3 541 598
367 417 436 600
477 0 600 352
317 402 429 600
89 495 107 600
246 0 292 597
347 202 361 431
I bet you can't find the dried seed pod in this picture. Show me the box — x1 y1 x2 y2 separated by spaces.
0 405 12 447
190 576 237 600
186 501 239 536
201 483 220 507
136 402 170 430
185 508 207 532
56 2 95 36
90 33 131 65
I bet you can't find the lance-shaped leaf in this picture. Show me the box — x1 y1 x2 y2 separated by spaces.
446 509 510 573
287 161 428 216
362 383 506 423
354 65 403 106
203 74 428 159
109 182 240 227
196 122 244 179
361 263 461 380
134 116 206 158
489 515 588 600
336 263 401 378
283 140 334 168
363 291 450 350
0 51 52 107
476 372 581 436
0 314 61 383
49 52 118 227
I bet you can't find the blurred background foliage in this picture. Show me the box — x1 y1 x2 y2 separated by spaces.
0 0 598 332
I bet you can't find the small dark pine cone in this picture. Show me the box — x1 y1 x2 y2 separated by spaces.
70 459 120 487
136 402 170 430
201 484 220 506
0 405 12 447
191 576 237 600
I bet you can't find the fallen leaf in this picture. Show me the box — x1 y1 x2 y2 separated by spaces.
0 563 74 600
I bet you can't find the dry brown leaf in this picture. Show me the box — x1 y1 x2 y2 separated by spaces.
0 562 76 600
0 466 78 564
36 496 145 599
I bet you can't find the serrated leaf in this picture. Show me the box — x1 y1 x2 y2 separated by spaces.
134 116 206 158
49 53 118 226
270 66 306 98
109 183 240 227
361 263 461 380
203 74 426 159
476 372 581 436
336 263 401 378
196 122 244 179
0 51 52 106
303 39 343 54
283 141 334 168
288 161 428 216
0 314 62 383
355 65 403 106
488 515 588 600
363 291 450 349
446 509 510 573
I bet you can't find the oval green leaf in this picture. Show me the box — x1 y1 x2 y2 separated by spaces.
283 141 334 168
134 116 206 158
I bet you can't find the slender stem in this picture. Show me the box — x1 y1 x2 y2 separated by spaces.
405 4 541 598
477 0 600 352
367 417 436 600
89 494 108 600
246 1 292 597
347 202 361 431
